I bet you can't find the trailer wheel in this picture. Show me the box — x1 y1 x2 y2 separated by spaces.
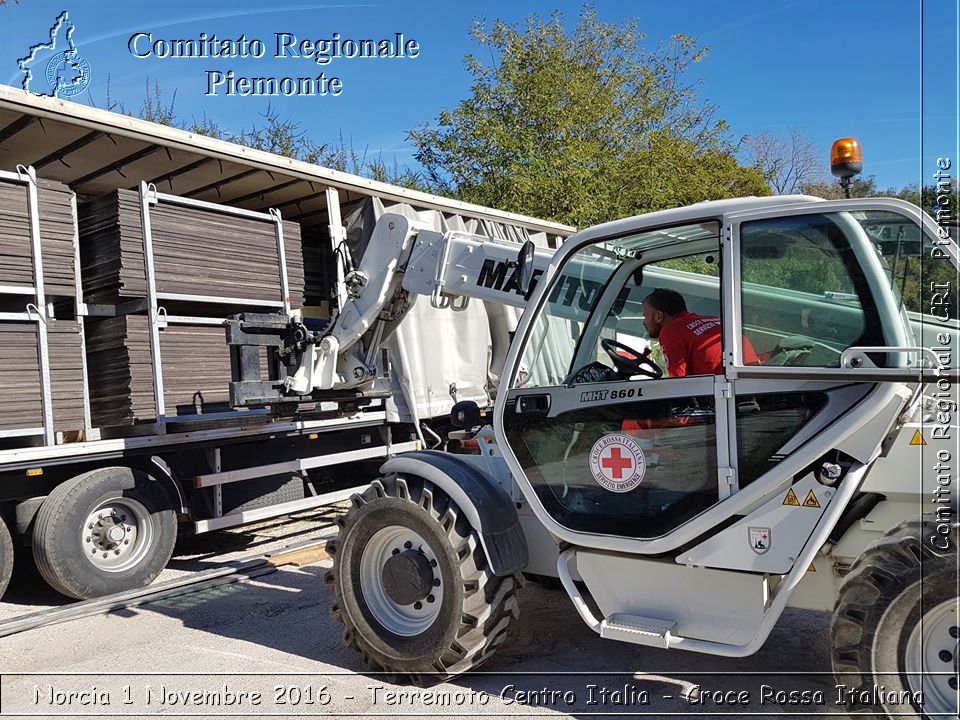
33 467 177 600
326 475 520 686
832 523 959 719
0 517 13 600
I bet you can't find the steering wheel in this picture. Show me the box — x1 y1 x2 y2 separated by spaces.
600 338 664 379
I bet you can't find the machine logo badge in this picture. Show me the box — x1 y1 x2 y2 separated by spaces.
748 526 771 555
589 433 646 493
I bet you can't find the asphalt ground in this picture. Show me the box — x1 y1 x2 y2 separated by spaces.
0 508 851 720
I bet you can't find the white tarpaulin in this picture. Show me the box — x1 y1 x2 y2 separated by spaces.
343 198 550 424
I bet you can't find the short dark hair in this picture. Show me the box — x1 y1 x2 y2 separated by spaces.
643 288 686 316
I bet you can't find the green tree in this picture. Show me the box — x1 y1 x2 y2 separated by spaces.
408 7 768 226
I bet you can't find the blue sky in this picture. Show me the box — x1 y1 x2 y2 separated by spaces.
1 1 957 192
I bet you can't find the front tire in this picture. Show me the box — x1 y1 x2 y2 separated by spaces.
33 467 177 599
831 523 959 719
327 475 520 685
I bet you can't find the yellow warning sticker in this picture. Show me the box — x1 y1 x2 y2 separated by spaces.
803 490 821 508
808 563 816 572
910 430 927 446
783 488 801 507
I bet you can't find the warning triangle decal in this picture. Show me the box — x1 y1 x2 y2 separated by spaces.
910 430 927 446
803 490 821 508
783 488 801 506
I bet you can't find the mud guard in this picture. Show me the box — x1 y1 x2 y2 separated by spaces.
379 450 528 576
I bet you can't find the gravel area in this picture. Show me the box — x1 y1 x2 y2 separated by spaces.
0 510 849 719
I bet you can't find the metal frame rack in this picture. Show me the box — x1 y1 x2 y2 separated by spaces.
133 182 294 433
0 166 92 446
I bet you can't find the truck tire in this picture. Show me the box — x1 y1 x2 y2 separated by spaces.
33 467 177 600
831 522 959 719
220 473 305 515
0 517 13 600
326 475 520 686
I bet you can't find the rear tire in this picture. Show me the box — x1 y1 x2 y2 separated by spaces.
33 467 177 599
831 523 959 719
326 475 520 685
0 517 13 600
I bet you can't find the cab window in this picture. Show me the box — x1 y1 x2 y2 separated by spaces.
738 213 885 367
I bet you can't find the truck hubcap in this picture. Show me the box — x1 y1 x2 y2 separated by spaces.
360 526 442 636
82 498 153 572
905 597 960 715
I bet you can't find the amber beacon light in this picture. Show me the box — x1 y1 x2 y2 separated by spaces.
830 137 863 198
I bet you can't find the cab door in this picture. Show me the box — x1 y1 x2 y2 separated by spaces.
498 220 741 552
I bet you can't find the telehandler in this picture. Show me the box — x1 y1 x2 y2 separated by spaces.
239 139 958 718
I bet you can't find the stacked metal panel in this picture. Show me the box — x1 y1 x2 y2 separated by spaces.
0 172 87 440
85 316 262 427
79 189 305 306
0 178 78 298
78 189 304 427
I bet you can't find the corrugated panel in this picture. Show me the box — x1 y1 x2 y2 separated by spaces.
85 315 269 426
78 189 305 307
0 177 77 297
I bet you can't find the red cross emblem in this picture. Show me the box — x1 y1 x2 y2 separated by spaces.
589 433 646 492
600 445 634 479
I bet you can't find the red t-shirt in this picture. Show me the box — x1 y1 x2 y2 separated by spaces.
658 311 759 377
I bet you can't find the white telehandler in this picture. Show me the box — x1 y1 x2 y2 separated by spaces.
235 144 960 719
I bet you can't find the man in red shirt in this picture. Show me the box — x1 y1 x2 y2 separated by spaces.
641 288 758 377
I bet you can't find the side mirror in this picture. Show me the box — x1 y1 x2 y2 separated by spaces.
517 240 537 296
450 400 482 429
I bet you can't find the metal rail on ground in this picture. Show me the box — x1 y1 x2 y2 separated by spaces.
0 536 332 640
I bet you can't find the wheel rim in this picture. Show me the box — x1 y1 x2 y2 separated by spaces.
81 497 154 572
359 526 442 636
905 596 960 715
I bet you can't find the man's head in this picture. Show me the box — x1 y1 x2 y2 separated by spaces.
642 288 686 338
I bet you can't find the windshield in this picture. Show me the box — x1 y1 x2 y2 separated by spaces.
515 221 721 388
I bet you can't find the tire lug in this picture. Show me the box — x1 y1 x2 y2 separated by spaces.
432 578 440 587
413 601 422 610
426 594 435 603
404 541 412 549
950 626 959 639
114 550 121 555
124 539 130 545
91 549 97 554
102 552 108 558
85 536 91 543
391 548 400 555
949 676 958 690
88 523 94 530
97 513 103 519
429 559 437 568
938 650 953 663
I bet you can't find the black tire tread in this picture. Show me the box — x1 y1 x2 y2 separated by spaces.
326 474 520 686
831 521 957 718
0 517 12 600
32 467 177 599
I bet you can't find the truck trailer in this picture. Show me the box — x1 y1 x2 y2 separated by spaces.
0 85 572 601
